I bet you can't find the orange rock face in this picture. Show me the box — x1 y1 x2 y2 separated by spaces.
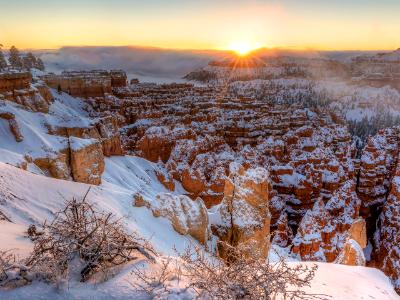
335 239 366 266
0 72 52 113
0 72 31 92
136 126 196 163
41 70 127 98
69 137 105 185
357 127 400 208
33 152 71 180
0 112 23 142
292 181 363 262
155 170 175 191
212 163 271 259
375 161 400 293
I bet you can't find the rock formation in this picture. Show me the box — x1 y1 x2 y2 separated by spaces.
95 116 124 156
0 112 23 142
134 192 210 244
375 160 400 293
292 181 364 262
69 137 105 185
211 163 271 259
357 127 399 209
335 239 366 266
2 66 400 292
33 152 71 180
41 70 127 98
351 49 400 90
0 71 52 112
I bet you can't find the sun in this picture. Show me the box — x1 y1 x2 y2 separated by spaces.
228 41 261 56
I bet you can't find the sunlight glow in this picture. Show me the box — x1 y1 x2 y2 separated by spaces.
228 41 262 56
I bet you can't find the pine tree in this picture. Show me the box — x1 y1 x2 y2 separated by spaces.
35 58 45 71
9 46 23 69
22 52 37 70
0 44 7 70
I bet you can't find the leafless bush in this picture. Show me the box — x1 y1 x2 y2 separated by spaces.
131 257 189 298
24 189 156 283
132 242 325 300
0 251 29 289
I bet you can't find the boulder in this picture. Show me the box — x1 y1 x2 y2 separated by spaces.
134 192 210 244
69 137 105 185
8 118 23 142
34 152 71 180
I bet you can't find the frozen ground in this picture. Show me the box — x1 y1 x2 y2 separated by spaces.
0 162 398 299
0 76 399 299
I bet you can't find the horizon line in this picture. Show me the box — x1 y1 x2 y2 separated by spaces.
1 44 398 53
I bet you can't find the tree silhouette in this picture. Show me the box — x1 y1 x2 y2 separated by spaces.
0 44 7 70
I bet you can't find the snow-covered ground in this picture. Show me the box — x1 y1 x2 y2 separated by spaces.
0 159 200 256
0 89 93 166
0 75 399 299
0 162 399 299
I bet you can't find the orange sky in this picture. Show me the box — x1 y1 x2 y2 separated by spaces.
0 0 399 51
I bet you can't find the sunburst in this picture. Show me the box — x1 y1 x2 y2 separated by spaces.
228 41 261 56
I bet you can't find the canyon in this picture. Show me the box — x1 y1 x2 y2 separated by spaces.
0 51 400 295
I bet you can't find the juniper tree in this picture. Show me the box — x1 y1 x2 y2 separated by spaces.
9 46 23 69
0 45 7 70
22 52 37 70
35 57 45 71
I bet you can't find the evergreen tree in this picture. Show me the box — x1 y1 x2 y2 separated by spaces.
22 52 37 70
35 58 45 71
0 44 7 70
8 46 23 69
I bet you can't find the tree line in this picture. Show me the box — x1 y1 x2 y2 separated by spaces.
0 44 45 71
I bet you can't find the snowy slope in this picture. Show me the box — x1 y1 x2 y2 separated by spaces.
0 159 200 256
2 260 398 300
0 74 399 298
0 162 399 299
0 90 93 167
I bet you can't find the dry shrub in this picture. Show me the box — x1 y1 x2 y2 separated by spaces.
131 257 188 298
0 251 30 289
26 189 156 282
0 189 156 289
132 242 325 300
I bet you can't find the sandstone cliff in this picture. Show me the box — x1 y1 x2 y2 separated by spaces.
69 137 105 185
211 163 271 259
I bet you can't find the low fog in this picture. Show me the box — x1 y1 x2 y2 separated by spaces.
35 46 378 83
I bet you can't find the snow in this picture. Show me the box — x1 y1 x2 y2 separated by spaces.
0 90 94 162
293 262 399 300
1 67 399 298
69 136 98 151
0 148 26 167
0 159 198 256
0 153 397 298
0 221 32 258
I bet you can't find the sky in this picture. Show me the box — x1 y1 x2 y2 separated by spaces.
0 0 399 51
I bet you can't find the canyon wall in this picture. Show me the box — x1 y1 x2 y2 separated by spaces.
41 70 127 98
